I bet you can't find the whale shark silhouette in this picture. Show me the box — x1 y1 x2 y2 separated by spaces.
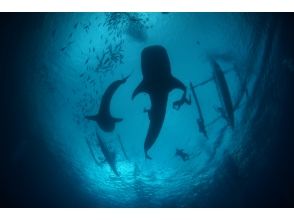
86 75 129 132
132 45 190 159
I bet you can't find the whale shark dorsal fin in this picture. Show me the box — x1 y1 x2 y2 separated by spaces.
132 81 147 100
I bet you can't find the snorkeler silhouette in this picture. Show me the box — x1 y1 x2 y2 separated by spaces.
132 45 190 159
175 148 190 161
85 75 129 132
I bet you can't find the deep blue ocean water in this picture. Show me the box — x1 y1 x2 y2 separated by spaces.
1 13 294 207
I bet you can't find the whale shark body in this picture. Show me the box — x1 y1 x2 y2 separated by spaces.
132 45 189 159
86 76 129 132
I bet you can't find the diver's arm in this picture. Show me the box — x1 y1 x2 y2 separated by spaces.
172 82 191 110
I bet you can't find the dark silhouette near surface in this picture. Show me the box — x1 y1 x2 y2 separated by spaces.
175 149 190 161
86 139 104 167
132 45 190 159
190 82 208 138
116 133 130 161
85 75 129 132
96 132 119 176
210 59 234 128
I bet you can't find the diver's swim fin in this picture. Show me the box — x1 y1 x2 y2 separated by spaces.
145 152 152 160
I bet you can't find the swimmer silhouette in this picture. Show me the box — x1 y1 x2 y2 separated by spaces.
132 45 190 159
175 148 190 161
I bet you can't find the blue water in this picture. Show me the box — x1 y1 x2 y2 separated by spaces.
2 12 294 207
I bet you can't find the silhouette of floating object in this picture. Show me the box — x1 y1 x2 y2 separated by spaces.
211 60 234 128
191 60 235 128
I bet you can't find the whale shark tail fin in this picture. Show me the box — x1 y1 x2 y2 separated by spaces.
85 115 97 121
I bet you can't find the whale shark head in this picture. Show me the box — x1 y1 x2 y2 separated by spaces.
141 45 172 81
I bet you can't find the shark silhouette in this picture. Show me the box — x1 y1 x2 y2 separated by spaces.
132 45 190 159
85 76 129 132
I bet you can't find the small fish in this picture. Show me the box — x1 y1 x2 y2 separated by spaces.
52 29 56 38
60 46 67 52
85 58 89 64
104 58 110 65
74 23 78 29
84 24 90 33
68 32 73 38
101 52 106 60
129 17 140 22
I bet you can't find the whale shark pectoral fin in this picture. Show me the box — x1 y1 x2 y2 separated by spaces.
170 76 186 91
132 81 146 100
112 117 123 123
170 76 190 110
